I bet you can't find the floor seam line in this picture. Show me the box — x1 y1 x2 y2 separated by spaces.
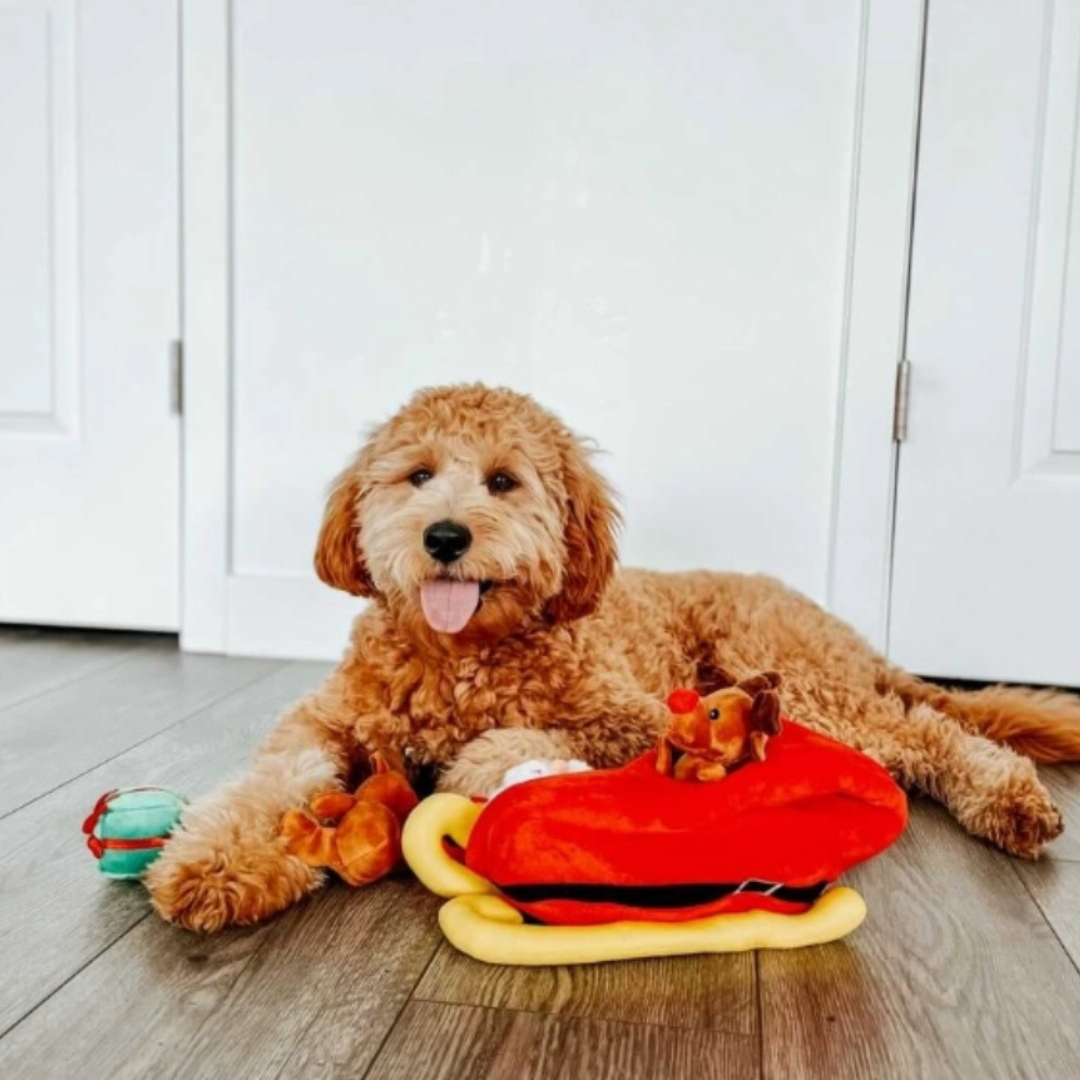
0 640 156 718
166 920 295 1077
0 911 153 1042
1010 860 1080 982
0 659 291 823
401 989 758 1038
755 949 766 1080
354 937 450 1080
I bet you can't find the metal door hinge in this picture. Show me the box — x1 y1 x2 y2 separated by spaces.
170 340 183 415
892 359 911 442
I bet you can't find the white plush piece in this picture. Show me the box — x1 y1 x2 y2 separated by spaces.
492 758 592 796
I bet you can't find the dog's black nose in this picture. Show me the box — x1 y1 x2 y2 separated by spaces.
423 520 472 564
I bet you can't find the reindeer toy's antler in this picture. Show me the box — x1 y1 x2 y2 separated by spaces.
657 672 784 782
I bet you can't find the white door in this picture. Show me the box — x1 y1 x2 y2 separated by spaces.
183 0 923 660
0 0 180 631
890 0 1080 685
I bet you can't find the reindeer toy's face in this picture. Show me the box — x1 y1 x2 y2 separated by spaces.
657 672 783 782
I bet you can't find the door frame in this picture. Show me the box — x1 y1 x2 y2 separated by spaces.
826 0 926 652
180 0 230 652
178 0 925 656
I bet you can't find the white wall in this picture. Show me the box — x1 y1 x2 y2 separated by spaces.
184 0 922 659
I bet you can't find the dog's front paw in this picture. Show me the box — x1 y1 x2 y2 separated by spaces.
968 769 1063 859
146 831 321 932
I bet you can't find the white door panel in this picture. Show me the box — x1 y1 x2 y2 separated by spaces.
0 0 180 630
891 0 1080 684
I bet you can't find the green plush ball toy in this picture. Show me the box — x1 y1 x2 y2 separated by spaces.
82 787 186 880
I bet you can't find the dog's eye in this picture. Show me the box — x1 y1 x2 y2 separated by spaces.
409 469 433 487
708 709 720 721
486 472 518 495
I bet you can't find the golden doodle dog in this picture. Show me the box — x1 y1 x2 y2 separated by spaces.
148 384 1080 931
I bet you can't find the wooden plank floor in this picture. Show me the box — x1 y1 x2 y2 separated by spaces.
1 629 1078 1080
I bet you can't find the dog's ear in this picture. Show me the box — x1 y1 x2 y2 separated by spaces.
314 464 376 597
750 690 782 736
545 441 621 623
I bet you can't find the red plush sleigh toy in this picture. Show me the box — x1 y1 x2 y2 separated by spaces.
403 672 908 965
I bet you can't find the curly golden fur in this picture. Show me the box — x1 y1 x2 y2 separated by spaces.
148 385 1080 931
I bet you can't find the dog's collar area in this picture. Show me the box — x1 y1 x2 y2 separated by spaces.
495 879 830 909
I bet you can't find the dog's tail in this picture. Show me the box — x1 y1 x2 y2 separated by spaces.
888 672 1080 763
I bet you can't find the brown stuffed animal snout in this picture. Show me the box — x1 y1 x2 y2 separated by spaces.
657 672 783 782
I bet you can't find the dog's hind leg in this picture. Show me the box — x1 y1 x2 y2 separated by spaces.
869 703 1062 858
785 682 1063 859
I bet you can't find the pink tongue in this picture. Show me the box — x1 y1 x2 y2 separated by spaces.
420 580 481 634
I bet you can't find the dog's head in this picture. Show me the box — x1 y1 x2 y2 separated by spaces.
314 384 621 640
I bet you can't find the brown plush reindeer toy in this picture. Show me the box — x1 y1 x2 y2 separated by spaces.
657 673 783 782
280 751 418 886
